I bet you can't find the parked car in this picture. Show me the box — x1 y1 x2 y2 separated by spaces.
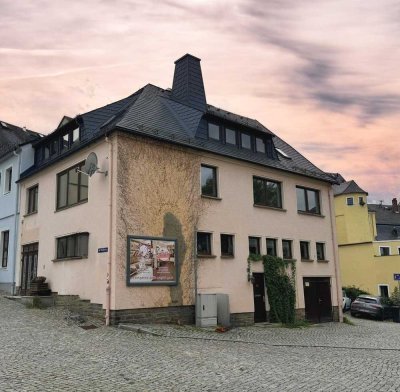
342 290 351 312
350 295 391 320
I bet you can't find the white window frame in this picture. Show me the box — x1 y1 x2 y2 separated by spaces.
4 166 12 194
379 246 390 256
397 247 400 255
346 197 354 206
378 284 389 298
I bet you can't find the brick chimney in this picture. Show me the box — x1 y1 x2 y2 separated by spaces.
392 198 398 212
171 54 207 112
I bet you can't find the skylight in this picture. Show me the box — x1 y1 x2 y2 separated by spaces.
1 121 8 128
276 148 291 159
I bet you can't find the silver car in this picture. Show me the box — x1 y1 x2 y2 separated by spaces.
342 290 351 312
350 295 391 320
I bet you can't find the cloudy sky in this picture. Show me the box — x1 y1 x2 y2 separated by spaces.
1 0 399 202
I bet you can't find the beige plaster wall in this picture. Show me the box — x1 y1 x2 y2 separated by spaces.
196 153 339 314
18 139 112 305
113 134 202 310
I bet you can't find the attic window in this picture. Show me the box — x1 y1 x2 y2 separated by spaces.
208 123 220 141
255 137 265 153
276 148 290 159
241 133 251 149
0 121 8 128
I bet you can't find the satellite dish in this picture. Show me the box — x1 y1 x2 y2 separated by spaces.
83 152 99 177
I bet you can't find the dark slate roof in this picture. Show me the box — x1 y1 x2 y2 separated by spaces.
375 224 400 241
368 204 400 225
333 180 368 196
0 120 41 159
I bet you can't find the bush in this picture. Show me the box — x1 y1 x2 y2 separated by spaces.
343 285 369 302
390 286 400 306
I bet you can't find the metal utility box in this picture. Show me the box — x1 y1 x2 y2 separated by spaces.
196 294 217 327
216 294 230 327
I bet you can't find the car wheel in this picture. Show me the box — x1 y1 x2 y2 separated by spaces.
351 311 356 317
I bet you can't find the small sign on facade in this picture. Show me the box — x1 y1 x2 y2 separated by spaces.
394 274 400 281
98 247 109 253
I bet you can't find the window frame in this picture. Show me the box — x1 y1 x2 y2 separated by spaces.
224 127 237 146
240 132 252 150
56 162 88 210
4 166 12 194
253 176 282 209
316 242 326 261
197 232 213 257
248 236 261 256
1 230 10 268
282 239 293 260
200 164 218 198
26 184 39 215
378 284 389 298
346 197 354 206
379 246 390 256
300 241 311 261
55 232 89 261
266 238 277 257
296 186 321 215
220 234 234 257
208 123 221 141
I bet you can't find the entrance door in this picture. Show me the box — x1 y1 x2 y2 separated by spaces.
253 273 267 322
303 277 333 323
20 243 39 295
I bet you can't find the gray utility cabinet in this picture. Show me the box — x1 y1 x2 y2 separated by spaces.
196 294 217 327
216 294 230 327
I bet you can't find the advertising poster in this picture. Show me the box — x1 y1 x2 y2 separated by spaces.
127 236 177 286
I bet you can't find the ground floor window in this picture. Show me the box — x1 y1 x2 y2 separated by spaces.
197 232 212 256
300 241 310 260
249 236 261 256
379 285 389 298
282 239 293 259
266 238 277 256
220 234 234 257
56 232 89 260
379 246 390 256
1 230 9 268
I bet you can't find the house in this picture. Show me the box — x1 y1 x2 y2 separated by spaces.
17 54 342 325
333 176 400 297
0 121 41 293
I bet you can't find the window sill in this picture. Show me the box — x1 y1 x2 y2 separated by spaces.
253 204 286 212
301 258 314 262
298 211 325 218
221 255 234 259
283 258 296 262
55 199 88 213
201 195 222 201
52 256 87 262
317 259 329 263
23 211 38 218
197 254 217 259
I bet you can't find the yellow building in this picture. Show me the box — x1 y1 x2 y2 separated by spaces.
334 177 400 297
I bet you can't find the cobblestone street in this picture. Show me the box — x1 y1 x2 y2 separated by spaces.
1 296 400 392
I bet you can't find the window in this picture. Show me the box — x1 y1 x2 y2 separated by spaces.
282 240 293 259
379 246 390 256
300 241 310 260
316 242 325 261
225 128 236 145
266 238 277 256
221 234 234 257
61 133 69 151
241 133 251 149
208 123 220 141
296 186 321 214
5 167 12 193
50 139 58 156
44 146 50 159
27 185 39 214
359 196 365 205
346 197 354 206
255 137 265 153
197 232 212 256
249 236 260 255
1 231 9 268
56 233 89 260
201 165 218 197
253 177 282 208
71 128 80 147
379 285 389 298
56 162 88 210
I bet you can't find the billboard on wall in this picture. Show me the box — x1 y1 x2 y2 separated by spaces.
126 236 178 286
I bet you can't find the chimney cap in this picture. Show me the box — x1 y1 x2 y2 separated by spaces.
174 53 201 64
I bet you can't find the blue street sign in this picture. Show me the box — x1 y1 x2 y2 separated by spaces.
394 274 400 281
98 247 109 253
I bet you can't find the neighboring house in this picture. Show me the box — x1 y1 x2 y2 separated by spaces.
0 121 41 293
17 54 342 325
333 176 400 297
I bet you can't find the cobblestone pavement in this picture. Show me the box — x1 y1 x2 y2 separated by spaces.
1 297 400 392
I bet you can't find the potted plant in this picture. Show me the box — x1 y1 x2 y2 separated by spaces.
390 286 400 323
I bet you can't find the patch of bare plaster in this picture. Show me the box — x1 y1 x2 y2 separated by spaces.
116 133 204 307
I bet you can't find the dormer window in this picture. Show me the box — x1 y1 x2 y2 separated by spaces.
225 128 236 145
60 133 69 151
255 137 265 153
208 123 220 141
241 133 251 149
71 128 80 147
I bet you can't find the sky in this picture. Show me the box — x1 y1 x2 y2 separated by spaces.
1 0 399 203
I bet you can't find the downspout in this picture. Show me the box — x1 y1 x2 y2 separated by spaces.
12 148 22 295
328 187 343 322
194 225 198 316
105 136 113 326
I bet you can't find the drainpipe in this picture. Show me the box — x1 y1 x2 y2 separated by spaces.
105 136 113 326
12 148 22 295
194 225 198 317
328 187 343 322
